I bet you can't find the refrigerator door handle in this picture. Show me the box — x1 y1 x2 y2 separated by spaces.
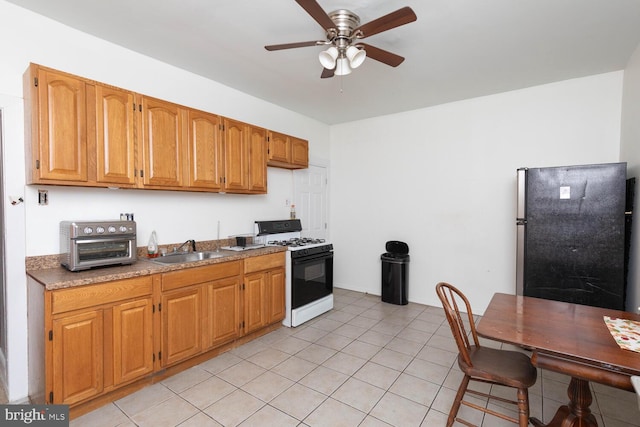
516 168 527 295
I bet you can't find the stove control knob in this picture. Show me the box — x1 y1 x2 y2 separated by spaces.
299 249 309 257
96 226 105 234
83 227 93 234
108 226 117 233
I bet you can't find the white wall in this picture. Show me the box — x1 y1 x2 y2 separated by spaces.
329 72 624 314
621 43 640 313
0 0 330 402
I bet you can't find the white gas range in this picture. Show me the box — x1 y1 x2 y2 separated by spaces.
254 220 333 327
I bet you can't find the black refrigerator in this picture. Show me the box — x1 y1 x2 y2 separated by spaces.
516 162 633 310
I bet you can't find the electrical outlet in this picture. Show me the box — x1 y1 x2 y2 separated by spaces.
38 189 48 205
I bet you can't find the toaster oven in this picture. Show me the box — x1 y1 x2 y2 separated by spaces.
60 220 137 271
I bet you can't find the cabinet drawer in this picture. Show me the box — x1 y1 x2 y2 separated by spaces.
244 252 286 274
162 261 241 291
51 276 153 314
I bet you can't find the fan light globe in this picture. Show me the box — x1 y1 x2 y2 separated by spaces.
319 46 338 69
335 57 352 75
346 46 366 68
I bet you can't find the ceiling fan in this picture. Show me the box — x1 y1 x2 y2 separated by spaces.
265 0 417 78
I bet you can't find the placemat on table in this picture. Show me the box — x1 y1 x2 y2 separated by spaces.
604 316 640 353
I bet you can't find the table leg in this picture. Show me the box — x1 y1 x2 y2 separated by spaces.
529 378 598 427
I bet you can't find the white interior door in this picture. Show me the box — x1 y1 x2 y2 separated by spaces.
293 164 328 240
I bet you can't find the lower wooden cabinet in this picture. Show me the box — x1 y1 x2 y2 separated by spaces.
30 253 286 412
243 252 286 335
206 277 241 349
160 261 242 367
161 286 203 366
112 298 154 385
52 309 104 405
46 276 155 405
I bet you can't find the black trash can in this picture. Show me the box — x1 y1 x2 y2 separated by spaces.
381 241 409 305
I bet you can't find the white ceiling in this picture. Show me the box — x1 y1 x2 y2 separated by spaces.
8 0 640 124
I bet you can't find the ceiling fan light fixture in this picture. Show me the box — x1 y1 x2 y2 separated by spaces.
335 57 352 76
318 46 339 69
346 45 366 69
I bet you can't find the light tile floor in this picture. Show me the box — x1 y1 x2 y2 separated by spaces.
71 288 640 426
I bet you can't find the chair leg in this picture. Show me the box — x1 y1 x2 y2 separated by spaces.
516 387 530 427
448 374 470 427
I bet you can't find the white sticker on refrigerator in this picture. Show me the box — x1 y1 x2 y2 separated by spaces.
559 186 571 199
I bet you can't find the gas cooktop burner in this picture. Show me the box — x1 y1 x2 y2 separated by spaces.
268 237 326 247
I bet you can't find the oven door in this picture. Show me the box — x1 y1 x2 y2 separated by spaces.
291 251 333 309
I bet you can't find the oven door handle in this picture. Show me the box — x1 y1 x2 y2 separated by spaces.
291 251 333 264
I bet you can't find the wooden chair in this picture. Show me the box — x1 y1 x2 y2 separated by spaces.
435 282 537 427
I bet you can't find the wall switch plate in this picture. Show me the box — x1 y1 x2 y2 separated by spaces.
38 189 48 205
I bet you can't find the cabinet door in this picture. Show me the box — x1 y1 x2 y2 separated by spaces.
52 309 103 405
243 273 267 334
206 278 240 349
291 138 309 168
112 298 154 385
248 126 267 193
267 268 286 324
95 85 136 185
140 97 185 188
161 286 202 366
223 118 249 191
188 109 224 190
35 68 88 182
268 131 290 164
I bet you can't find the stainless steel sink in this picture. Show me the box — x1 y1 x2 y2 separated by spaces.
151 251 224 264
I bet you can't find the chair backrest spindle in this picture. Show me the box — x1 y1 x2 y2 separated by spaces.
436 282 480 368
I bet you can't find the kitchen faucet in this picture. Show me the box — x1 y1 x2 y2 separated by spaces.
173 239 196 253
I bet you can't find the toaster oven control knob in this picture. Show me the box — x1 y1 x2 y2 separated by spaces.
83 227 93 234
96 226 105 234
108 226 117 233
119 226 128 233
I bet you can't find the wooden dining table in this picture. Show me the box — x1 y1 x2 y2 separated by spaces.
476 293 640 427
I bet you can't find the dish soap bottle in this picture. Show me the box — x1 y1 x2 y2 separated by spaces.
290 204 296 219
147 230 158 258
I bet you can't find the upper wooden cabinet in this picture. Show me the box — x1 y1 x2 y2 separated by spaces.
187 109 224 191
139 96 187 189
267 131 309 169
223 118 250 192
24 65 139 187
267 131 290 164
25 65 88 184
24 63 309 192
291 137 309 168
222 119 268 194
247 125 268 193
94 84 137 186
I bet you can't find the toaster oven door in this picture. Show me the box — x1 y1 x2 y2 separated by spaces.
69 236 136 270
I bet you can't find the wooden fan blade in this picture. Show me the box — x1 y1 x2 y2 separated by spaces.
359 43 405 67
353 6 417 39
321 68 335 79
265 40 323 51
295 0 335 30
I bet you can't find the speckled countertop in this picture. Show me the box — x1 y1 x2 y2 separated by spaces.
26 243 287 291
